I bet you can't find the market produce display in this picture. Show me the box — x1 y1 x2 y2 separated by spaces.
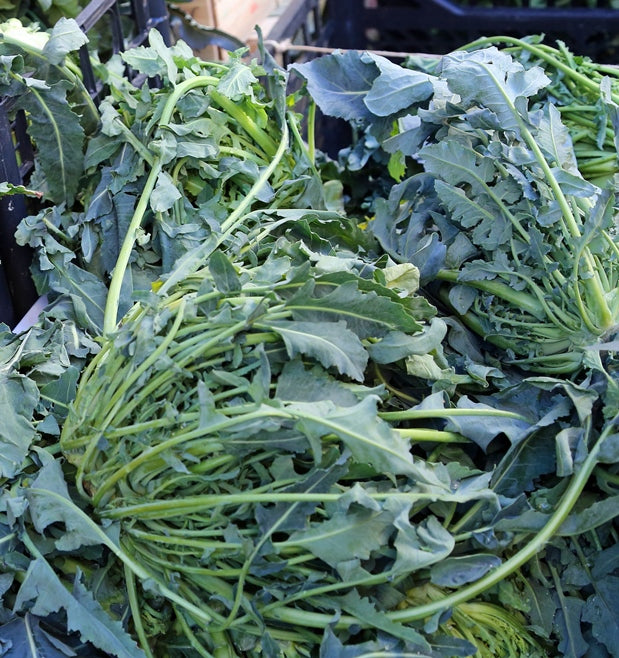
0 16 617 658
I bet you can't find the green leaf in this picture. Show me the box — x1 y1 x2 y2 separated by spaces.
319 629 399 658
553 594 588 658
422 139 533 251
286 506 394 574
337 590 431 649
364 55 434 117
522 581 555 637
45 260 108 333
292 397 451 488
208 249 241 293
557 494 619 535
441 47 550 134
285 279 421 338
147 27 177 83
16 79 85 204
444 395 532 451
581 576 619 655
0 614 82 657
391 511 454 574
433 179 511 251
0 181 41 198
217 60 259 100
150 171 182 213
255 460 347 540
368 173 447 280
41 18 88 65
267 320 368 381
120 44 163 78
290 50 379 122
26 459 104 551
537 103 579 174
430 554 502 587
0 371 38 478
274 359 362 407
491 430 557 497
39 365 81 422
368 328 440 365
84 133 122 169
14 561 146 658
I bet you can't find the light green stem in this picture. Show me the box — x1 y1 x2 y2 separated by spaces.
263 415 615 630
25 488 214 626
103 75 219 334
388 415 614 623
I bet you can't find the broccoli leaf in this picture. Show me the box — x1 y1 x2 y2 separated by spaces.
15 79 84 204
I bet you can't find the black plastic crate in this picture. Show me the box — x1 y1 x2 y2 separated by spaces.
324 0 619 62
0 0 171 328
265 0 325 66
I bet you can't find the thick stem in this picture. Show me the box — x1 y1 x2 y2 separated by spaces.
387 416 613 623
263 415 615 630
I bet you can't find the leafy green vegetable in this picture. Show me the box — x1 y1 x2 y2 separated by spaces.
0 0 82 25
0 18 95 204
57 239 469 654
16 31 331 337
0 613 105 657
463 35 619 187
1 25 617 658
293 44 619 375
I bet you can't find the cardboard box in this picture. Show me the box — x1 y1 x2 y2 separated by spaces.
215 0 281 43
178 0 283 59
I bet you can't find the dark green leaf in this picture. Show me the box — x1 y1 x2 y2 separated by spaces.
553 595 588 658
209 249 241 293
16 79 85 204
430 554 502 587
0 614 82 657
581 577 619 655
364 55 434 117
291 50 379 122
337 590 430 649
14 562 146 658
557 495 619 536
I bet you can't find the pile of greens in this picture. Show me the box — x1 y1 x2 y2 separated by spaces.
293 41 619 375
0 20 617 658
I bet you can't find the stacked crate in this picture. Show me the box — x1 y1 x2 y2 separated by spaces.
324 0 619 63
